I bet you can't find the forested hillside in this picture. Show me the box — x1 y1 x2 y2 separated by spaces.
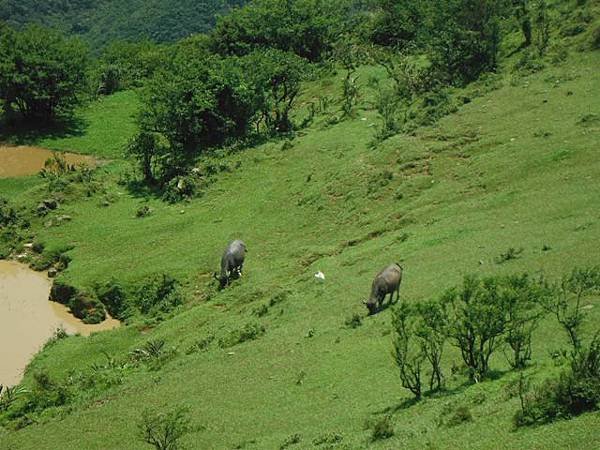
0 0 247 48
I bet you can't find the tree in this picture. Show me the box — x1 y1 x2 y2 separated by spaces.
502 274 548 369
241 49 308 133
138 406 192 450
391 302 424 399
414 299 448 391
138 45 256 156
211 0 349 62
0 24 88 123
445 275 508 382
540 267 600 353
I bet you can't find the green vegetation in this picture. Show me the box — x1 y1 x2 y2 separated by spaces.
1 0 600 448
0 24 88 123
0 0 247 49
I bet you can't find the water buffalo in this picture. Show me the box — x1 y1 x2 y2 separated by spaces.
363 263 403 315
214 240 247 288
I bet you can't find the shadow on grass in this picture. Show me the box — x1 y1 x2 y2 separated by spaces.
0 115 87 146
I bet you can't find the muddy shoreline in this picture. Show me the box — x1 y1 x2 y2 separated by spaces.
0 260 119 387
0 144 97 178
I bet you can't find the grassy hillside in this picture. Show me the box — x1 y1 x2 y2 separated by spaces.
1 45 600 450
0 0 247 49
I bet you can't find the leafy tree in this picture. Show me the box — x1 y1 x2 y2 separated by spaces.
0 24 88 122
445 275 508 382
241 49 308 133
502 274 548 369
368 0 425 48
392 302 424 399
540 267 600 352
138 406 192 450
414 299 448 391
95 40 166 94
138 46 255 154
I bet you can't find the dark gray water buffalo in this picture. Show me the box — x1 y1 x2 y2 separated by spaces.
215 240 247 288
363 263 403 315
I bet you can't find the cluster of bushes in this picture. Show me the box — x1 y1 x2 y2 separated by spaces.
391 267 600 427
129 42 309 187
0 197 30 258
0 23 87 124
50 273 183 324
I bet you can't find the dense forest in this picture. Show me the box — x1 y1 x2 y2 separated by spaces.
0 0 247 49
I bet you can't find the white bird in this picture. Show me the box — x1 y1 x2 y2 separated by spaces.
314 271 325 281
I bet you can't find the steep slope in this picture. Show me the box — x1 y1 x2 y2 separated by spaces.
1 52 599 449
0 0 247 48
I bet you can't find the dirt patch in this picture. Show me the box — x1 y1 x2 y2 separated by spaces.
0 144 97 178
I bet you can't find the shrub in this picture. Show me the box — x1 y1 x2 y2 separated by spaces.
445 405 473 427
24 370 71 413
515 331 600 426
43 327 69 350
133 274 183 317
219 322 266 348
414 299 448 392
539 267 600 351
49 280 78 304
503 274 548 369
136 205 153 218
589 24 600 49
391 302 424 399
94 279 130 320
495 247 524 264
445 275 508 382
138 406 192 450
131 339 176 370
370 415 394 442
344 313 363 329
279 433 301 449
69 291 107 324
0 385 27 412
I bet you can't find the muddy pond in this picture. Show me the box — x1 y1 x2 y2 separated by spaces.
0 261 119 386
0 144 96 178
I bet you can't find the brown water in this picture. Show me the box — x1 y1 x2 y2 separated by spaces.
0 145 96 178
0 261 119 386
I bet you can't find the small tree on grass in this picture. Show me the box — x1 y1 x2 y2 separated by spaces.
138 406 192 450
392 302 424 399
333 36 368 118
540 267 600 353
0 24 88 123
445 275 508 382
414 299 448 392
502 274 549 369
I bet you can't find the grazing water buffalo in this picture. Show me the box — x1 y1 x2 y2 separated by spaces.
364 263 403 315
214 240 247 288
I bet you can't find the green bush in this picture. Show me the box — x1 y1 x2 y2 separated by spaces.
219 322 266 348
0 24 88 123
94 279 130 320
515 332 600 426
370 415 394 442
133 273 183 317
138 406 192 450
49 279 78 304
69 291 107 324
445 405 473 427
589 24 600 49
445 275 508 382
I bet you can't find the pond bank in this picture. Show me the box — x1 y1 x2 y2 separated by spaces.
0 144 97 178
0 260 119 386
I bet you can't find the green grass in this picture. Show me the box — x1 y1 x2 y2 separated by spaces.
1 49 600 450
37 91 140 159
